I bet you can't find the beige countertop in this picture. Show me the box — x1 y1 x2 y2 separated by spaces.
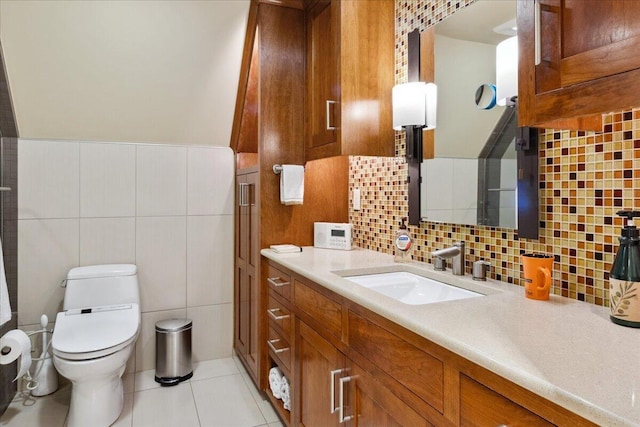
261 246 640 427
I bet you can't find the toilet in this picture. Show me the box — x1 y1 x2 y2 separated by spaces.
52 264 140 427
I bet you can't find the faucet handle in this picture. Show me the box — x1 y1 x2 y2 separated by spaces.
472 260 490 281
434 256 446 271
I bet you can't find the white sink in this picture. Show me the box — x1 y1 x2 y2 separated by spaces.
343 271 483 305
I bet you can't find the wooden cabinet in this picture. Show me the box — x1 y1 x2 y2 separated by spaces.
305 0 395 161
234 169 259 383
297 321 428 427
265 259 597 427
518 0 640 128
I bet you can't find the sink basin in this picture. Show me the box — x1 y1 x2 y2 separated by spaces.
343 271 483 305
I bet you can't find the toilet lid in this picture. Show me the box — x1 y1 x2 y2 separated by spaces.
52 304 139 359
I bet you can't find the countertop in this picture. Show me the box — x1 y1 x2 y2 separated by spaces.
261 247 640 427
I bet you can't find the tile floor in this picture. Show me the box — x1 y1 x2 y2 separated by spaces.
0 356 284 427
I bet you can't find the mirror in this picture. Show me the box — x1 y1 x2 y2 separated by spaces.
420 0 517 228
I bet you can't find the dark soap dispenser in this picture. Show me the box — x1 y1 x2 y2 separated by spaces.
609 210 640 327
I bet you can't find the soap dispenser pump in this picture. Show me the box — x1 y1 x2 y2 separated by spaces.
610 210 640 327
394 217 412 263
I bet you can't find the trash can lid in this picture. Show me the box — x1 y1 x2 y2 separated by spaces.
156 318 192 333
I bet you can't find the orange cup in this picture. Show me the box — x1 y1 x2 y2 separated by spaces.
521 254 553 300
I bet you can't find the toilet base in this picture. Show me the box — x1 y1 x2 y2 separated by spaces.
67 375 123 427
53 341 134 427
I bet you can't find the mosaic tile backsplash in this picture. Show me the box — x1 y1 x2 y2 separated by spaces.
349 0 637 307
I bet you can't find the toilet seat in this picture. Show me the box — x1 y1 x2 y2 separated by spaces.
52 303 140 361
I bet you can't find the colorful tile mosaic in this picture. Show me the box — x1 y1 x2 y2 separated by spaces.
349 0 638 307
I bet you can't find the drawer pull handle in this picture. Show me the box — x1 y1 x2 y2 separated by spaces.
338 375 354 423
330 369 343 414
267 308 290 321
267 277 290 288
267 339 290 354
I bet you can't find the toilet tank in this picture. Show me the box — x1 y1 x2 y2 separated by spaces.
63 264 140 311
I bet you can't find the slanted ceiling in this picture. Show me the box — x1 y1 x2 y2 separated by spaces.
0 0 249 145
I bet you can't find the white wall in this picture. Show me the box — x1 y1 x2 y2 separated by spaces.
17 139 235 372
434 35 504 158
0 1 249 146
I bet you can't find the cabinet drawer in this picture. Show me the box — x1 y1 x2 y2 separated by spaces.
267 263 291 300
268 325 291 373
348 311 444 414
460 375 553 426
267 291 292 338
293 279 342 339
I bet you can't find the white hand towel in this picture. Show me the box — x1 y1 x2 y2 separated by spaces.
269 367 283 399
280 375 291 411
280 165 304 205
0 237 11 327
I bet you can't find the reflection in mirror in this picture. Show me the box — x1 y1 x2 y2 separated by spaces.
420 0 517 228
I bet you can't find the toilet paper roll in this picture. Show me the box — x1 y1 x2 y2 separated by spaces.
0 329 32 381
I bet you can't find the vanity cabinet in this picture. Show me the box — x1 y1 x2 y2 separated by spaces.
518 0 640 128
265 258 597 427
234 169 260 383
305 0 395 161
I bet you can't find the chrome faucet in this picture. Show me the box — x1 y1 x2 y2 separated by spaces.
431 241 465 275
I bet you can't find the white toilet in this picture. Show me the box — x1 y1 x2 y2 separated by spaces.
52 264 140 427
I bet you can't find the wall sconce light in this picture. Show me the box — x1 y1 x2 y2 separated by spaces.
496 35 518 107
392 81 437 159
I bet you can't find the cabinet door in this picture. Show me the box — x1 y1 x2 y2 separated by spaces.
518 0 640 127
234 171 259 379
307 0 338 158
537 0 640 92
297 321 342 427
344 360 431 427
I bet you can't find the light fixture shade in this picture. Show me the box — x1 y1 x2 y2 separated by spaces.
392 82 437 130
496 36 518 107
424 82 437 130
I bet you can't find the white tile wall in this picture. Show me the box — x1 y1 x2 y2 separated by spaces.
18 140 79 219
79 217 136 266
452 159 478 210
423 158 453 212
136 216 187 312
186 215 233 307
80 142 136 218
18 219 79 324
422 157 478 225
18 139 235 372
136 145 187 217
187 147 234 215
187 303 233 362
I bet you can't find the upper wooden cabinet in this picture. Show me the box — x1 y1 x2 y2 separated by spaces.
305 0 395 161
518 0 640 128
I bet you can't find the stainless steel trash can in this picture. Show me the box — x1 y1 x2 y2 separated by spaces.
155 318 193 386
